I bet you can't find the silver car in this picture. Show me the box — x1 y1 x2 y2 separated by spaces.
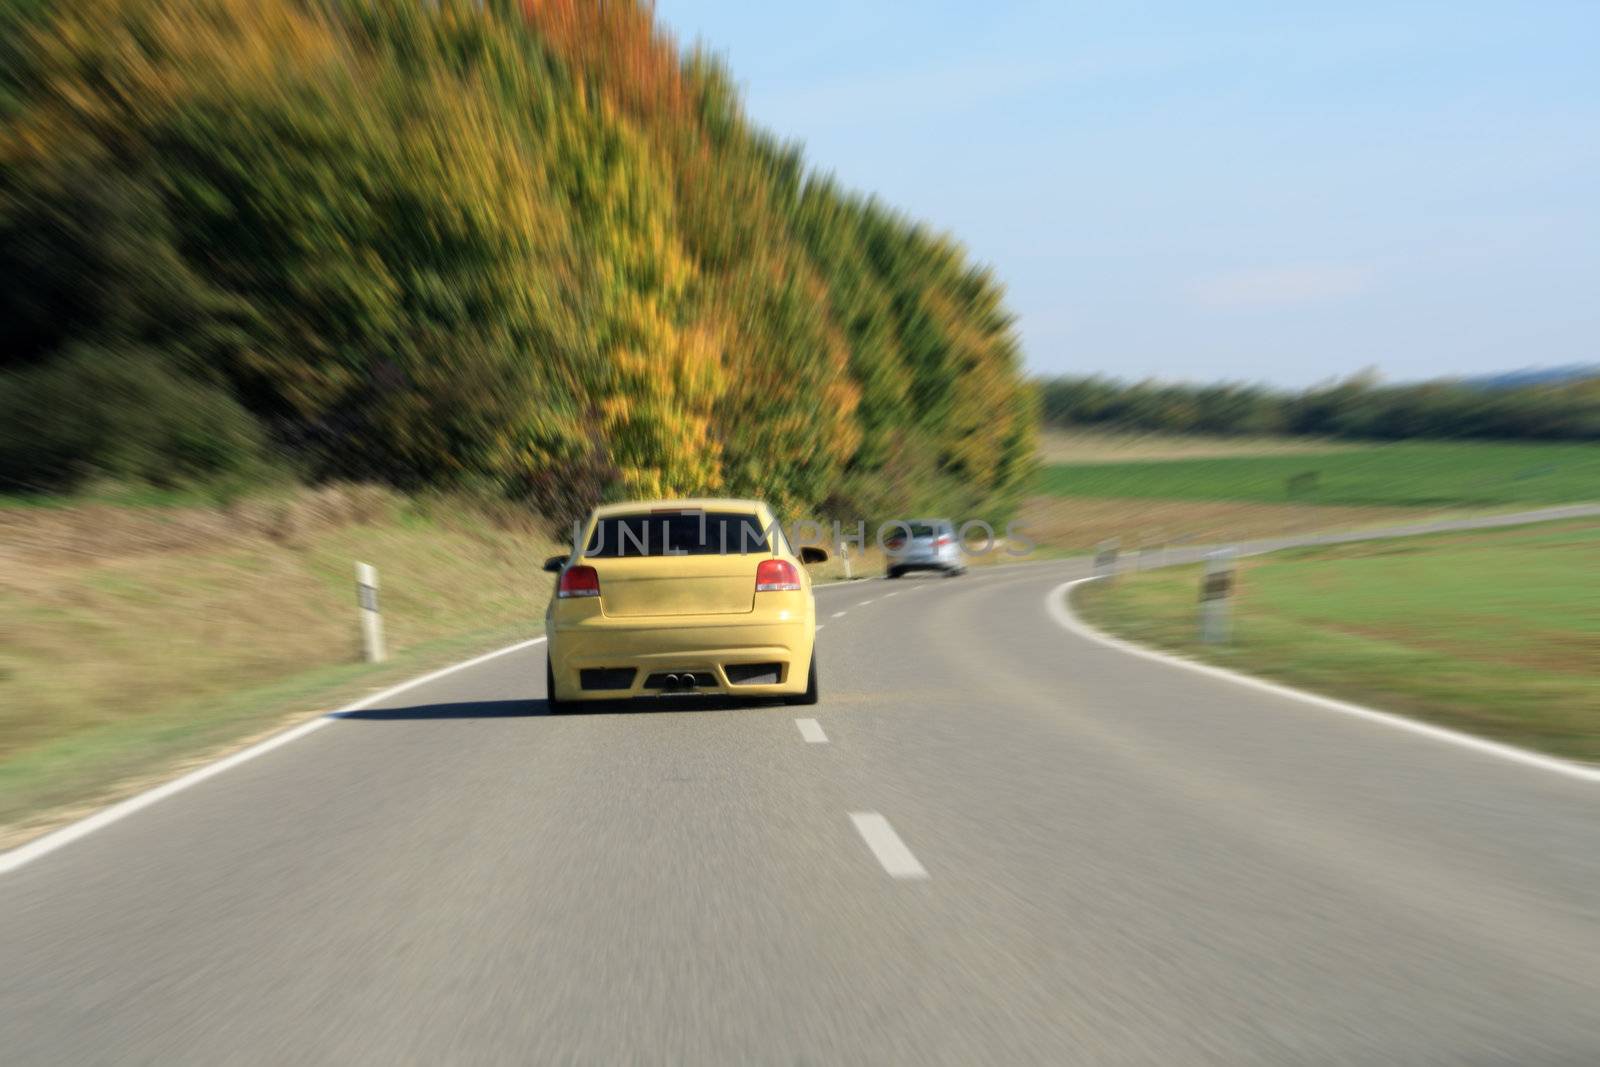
885 519 966 578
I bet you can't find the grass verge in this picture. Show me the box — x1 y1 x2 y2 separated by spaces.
0 621 540 849
1073 518 1600 763
1 487 560 844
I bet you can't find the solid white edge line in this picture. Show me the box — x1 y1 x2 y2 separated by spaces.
796 718 828 744
814 575 880 590
850 812 928 879
0 636 551 876
1047 579 1600 784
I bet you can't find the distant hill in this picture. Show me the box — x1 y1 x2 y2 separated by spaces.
1460 366 1600 390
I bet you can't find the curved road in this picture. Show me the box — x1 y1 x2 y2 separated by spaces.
2 546 1598 1063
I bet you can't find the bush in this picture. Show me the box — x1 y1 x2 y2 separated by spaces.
0 349 268 492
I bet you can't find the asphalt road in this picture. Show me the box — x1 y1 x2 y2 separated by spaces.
3 530 1598 1063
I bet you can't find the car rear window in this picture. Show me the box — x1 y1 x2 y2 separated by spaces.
585 511 771 557
907 522 940 538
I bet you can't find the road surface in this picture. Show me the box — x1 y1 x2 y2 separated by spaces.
2 533 1598 1063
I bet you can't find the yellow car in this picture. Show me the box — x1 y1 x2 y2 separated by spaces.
542 499 828 710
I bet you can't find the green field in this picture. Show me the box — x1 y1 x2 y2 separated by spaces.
1039 441 1600 507
1073 519 1600 762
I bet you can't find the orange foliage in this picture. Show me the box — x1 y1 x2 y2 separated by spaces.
520 0 690 121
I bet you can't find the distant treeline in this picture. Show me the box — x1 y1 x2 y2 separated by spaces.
1039 374 1600 442
0 0 1034 524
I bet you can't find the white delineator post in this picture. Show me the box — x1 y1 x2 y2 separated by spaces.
1199 548 1236 644
1094 538 1120 579
356 561 385 663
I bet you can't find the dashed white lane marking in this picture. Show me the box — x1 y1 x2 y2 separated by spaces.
850 812 929 880
857 599 875 606
815 624 825 632
1 636 551 875
832 611 847 618
796 718 828 744
883 591 898 597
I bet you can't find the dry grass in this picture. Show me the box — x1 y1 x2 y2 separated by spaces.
1037 429 1356 465
1016 494 1468 554
0 487 563 836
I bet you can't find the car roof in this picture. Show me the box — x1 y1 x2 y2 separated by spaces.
589 498 770 519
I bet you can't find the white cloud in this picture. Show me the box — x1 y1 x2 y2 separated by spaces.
1184 264 1373 309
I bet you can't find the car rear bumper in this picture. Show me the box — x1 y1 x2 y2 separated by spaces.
548 618 814 701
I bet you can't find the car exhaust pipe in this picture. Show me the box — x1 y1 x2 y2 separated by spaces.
663 673 680 690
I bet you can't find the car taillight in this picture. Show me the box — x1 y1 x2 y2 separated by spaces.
935 535 952 547
886 537 905 550
755 559 801 592
558 564 601 598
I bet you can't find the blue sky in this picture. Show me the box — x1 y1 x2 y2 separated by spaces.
652 0 1599 386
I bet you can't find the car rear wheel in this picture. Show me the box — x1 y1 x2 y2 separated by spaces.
784 654 819 706
887 567 903 579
